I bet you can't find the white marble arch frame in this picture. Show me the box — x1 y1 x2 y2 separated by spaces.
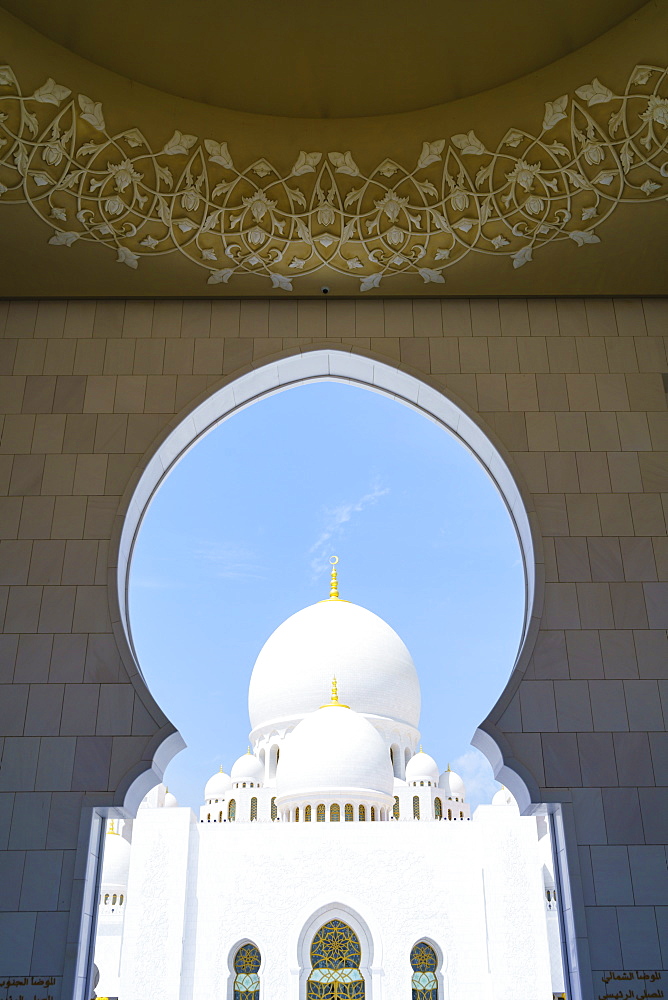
292 902 377 1000
407 936 448 1000
109 345 545 813
226 938 266 1000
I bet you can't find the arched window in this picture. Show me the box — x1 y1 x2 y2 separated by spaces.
393 796 400 820
305 805 312 822
228 799 236 822
271 797 277 821
112 894 117 905
370 806 376 822
104 894 109 905
120 894 124 905
434 798 442 820
447 809 452 820
410 942 438 1000
296 807 300 822
460 811 464 819
308 919 364 1000
207 813 211 821
331 804 340 822
249 797 257 821
345 804 354 822
413 796 420 820
219 810 223 822
358 805 366 822
317 804 326 822
233 943 261 1000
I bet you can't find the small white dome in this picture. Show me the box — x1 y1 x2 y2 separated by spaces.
439 767 466 799
276 705 394 800
248 599 420 732
101 826 130 887
231 752 264 785
405 751 439 784
493 786 517 808
204 768 232 800
164 791 178 808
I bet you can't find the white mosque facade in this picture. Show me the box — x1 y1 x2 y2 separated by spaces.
94 562 565 1000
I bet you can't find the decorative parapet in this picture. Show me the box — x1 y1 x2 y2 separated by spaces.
0 63 666 291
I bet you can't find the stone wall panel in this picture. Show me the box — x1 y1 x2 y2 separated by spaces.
0 295 666 997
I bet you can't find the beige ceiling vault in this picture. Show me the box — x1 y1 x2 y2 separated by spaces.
0 2 666 297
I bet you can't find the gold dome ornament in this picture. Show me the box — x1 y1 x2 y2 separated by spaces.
329 556 340 600
321 676 349 709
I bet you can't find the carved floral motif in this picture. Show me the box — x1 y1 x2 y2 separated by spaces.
0 63 666 290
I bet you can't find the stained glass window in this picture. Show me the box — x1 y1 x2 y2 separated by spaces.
271 797 277 821
345 804 353 822
331 804 340 822
296 807 300 822
234 943 261 1000
305 805 312 822
413 796 420 820
410 942 437 1000
228 799 236 822
434 798 442 820
250 797 257 821
370 807 376 822
308 920 364 1000
317 804 326 822
393 796 400 820
358 805 365 822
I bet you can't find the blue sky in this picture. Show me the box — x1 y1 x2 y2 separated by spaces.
129 381 525 810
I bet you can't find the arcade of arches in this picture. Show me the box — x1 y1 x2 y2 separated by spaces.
0 4 667 1000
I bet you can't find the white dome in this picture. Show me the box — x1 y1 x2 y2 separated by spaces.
164 791 178 808
231 752 264 784
101 827 130 887
439 768 466 799
276 705 394 800
405 751 439 784
248 599 420 731
204 768 232 800
493 786 517 808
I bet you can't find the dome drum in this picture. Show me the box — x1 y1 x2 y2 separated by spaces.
275 786 394 820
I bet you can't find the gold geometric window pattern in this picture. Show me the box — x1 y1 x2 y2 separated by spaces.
308 920 364 1000
410 942 438 1000
233 943 261 1000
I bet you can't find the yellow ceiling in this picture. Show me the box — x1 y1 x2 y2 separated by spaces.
1 0 648 119
0 1 666 297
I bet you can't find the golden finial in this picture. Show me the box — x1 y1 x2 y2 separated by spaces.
420 744 423 753
321 675 349 708
107 820 118 835
329 555 340 600
447 763 451 772
246 746 251 755
219 764 223 773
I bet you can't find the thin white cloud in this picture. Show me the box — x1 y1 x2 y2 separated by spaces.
130 573 177 591
193 541 268 581
451 747 501 809
309 482 390 576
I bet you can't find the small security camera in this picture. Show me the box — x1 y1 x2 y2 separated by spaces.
321 286 330 295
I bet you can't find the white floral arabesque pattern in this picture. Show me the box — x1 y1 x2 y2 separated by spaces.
0 64 666 291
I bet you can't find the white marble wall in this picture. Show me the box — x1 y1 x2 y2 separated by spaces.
115 802 555 1000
